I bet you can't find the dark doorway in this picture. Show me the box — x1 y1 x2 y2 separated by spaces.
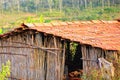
64 41 83 79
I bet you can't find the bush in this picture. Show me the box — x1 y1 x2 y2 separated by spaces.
0 28 3 34
39 11 64 17
0 60 11 80
25 15 51 23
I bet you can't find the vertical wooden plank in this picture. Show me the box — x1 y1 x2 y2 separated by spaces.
81 45 87 74
54 37 60 80
34 33 45 80
26 32 34 80
45 36 56 80
60 41 65 80
87 46 90 70
11 33 28 80
94 48 101 68
89 46 94 69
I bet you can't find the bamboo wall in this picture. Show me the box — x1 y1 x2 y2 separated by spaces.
0 31 65 80
81 45 119 74
0 30 119 80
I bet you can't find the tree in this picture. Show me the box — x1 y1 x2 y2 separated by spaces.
107 0 110 7
59 0 62 12
84 0 87 9
48 0 53 12
102 0 104 8
53 0 58 9
0 0 3 14
16 0 20 12
35 0 40 14
72 0 74 8
89 0 93 9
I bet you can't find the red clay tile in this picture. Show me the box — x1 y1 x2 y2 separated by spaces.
1 20 120 51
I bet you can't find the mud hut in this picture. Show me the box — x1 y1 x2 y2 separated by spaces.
0 20 120 80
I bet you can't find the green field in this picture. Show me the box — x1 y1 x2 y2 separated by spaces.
0 7 120 34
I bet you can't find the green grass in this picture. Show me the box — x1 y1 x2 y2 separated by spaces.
0 12 36 28
62 7 120 21
0 7 120 33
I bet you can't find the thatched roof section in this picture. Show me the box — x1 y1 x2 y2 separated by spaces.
0 20 120 50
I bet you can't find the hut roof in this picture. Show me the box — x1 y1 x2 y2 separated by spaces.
0 20 120 50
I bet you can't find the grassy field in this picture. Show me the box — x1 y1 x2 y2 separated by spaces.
0 7 120 33
0 12 36 28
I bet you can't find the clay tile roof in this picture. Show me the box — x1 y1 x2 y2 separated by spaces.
91 20 102 23
25 23 35 27
43 23 53 27
59 22 68 26
1 20 120 51
34 23 44 27
51 22 61 26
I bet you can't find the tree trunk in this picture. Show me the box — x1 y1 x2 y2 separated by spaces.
78 0 80 9
0 0 3 14
17 0 20 13
48 0 52 12
90 0 92 9
59 0 62 12
53 0 58 10
72 0 74 8
102 0 104 9
84 0 87 9
107 0 110 7
35 0 40 14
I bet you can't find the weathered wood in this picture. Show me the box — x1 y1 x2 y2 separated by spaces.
1 29 119 80
81 44 119 80
0 52 27 56
81 45 87 73
61 41 65 80
54 37 59 80
0 45 62 51
0 31 65 80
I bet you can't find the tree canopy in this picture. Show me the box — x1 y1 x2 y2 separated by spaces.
0 0 120 13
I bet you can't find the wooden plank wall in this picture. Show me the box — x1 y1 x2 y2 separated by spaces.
81 45 119 75
0 31 65 80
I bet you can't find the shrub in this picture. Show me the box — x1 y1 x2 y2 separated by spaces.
0 28 3 34
0 60 11 80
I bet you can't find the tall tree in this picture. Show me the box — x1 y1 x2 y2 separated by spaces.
0 0 3 14
107 0 110 7
102 0 104 8
48 0 53 12
59 0 62 12
84 0 87 8
17 0 20 12
53 0 58 9
35 0 40 14
89 0 93 9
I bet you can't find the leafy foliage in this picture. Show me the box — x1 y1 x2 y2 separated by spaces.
40 15 45 23
0 28 3 34
70 43 78 60
25 15 47 23
0 60 11 80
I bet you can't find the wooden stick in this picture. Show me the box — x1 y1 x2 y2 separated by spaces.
0 52 27 56
0 46 62 50
80 58 98 62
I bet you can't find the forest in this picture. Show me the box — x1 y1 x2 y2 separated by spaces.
0 0 120 13
0 0 120 33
